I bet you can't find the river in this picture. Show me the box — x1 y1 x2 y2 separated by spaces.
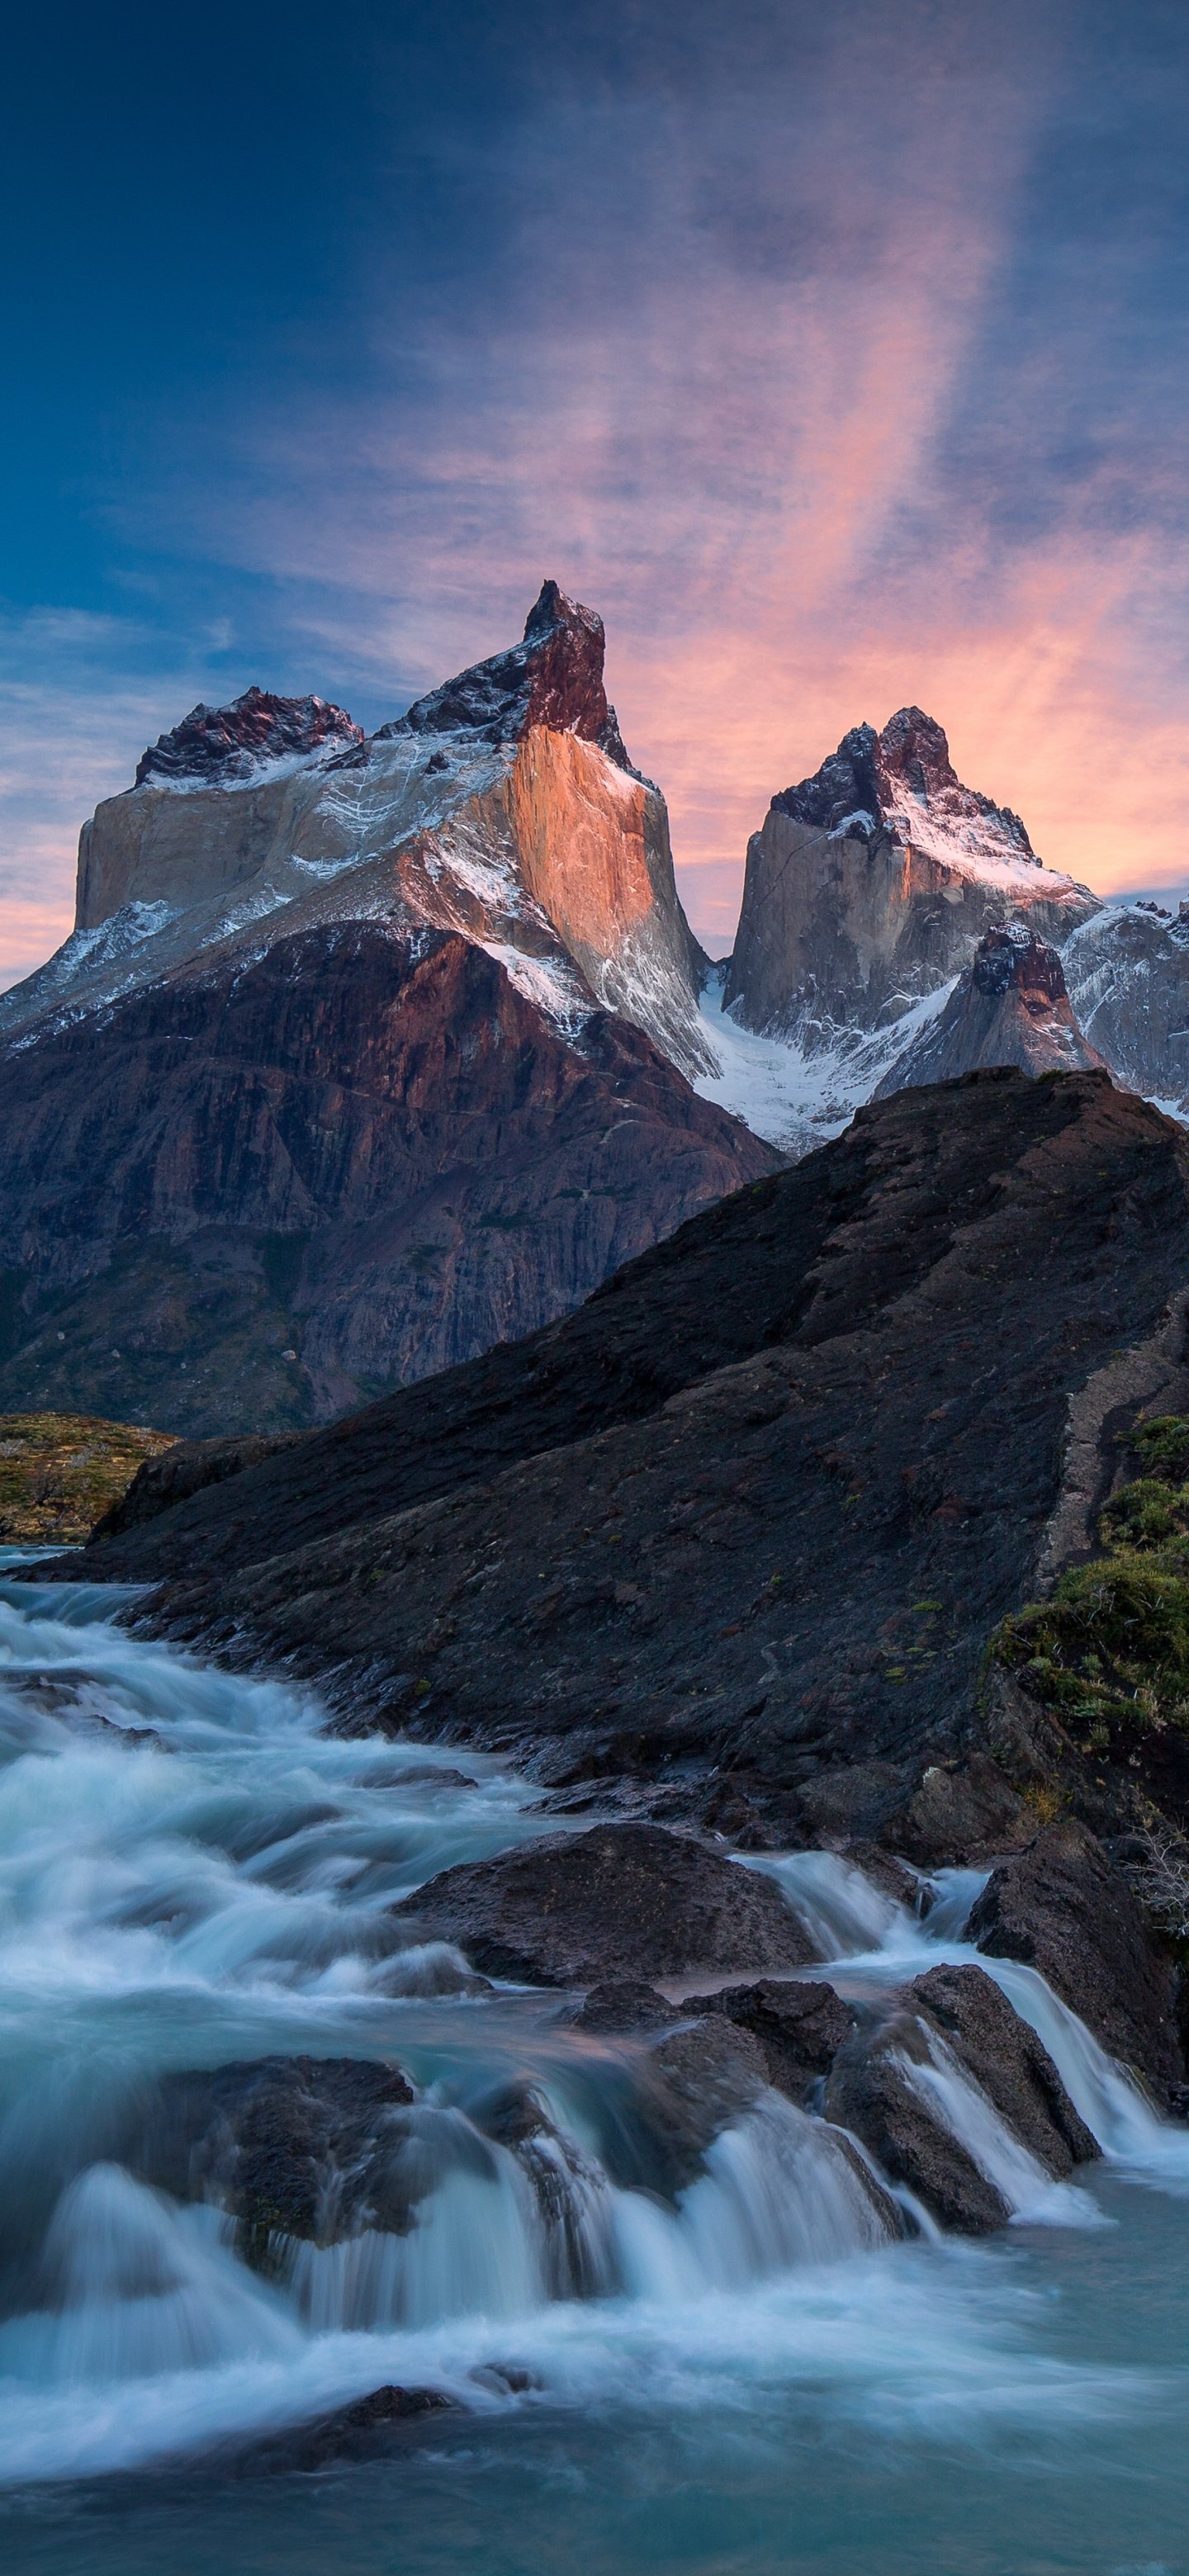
0 1556 1187 2576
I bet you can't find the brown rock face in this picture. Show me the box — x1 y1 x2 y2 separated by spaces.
381 580 633 769
0 922 769 1435
874 925 1104 1093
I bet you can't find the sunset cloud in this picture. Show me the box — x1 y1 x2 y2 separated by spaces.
2 0 1187 973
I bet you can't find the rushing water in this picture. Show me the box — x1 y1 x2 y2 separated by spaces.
1 1559 1188 2574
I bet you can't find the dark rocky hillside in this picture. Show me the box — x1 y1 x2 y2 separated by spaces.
69 1072 1189 1878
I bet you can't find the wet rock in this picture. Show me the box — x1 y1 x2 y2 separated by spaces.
470 2080 614 2295
229 2382 457 2474
908 1965 1097 2171
627 2015 770 2198
389 1823 817 1987
132 2056 418 2260
573 1979 680 2033
826 1963 1098 2233
825 2014 1011 2234
685 1977 857 2105
969 1818 1184 2089
369 1940 493 1998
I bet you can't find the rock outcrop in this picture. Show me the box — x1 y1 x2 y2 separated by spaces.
0 588 770 1432
132 686 363 791
724 707 1098 1048
970 1820 1182 2087
874 923 1103 1093
1062 900 1189 1119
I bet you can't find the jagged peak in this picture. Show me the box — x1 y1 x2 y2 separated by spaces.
770 707 1036 870
969 921 1068 1002
134 686 363 788
377 580 636 773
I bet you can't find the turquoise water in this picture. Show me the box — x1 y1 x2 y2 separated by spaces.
0 1559 1186 2575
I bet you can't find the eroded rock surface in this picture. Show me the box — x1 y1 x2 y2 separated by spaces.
874 925 1102 1092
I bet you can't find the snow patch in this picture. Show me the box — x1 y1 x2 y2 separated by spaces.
694 967 956 1155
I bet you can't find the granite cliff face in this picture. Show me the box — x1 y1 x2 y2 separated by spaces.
0 588 770 1432
709 709 1101 1153
1061 902 1189 1118
724 704 1099 1046
874 924 1103 1093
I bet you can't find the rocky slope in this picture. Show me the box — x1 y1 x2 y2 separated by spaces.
873 923 1102 1092
65 1069 1189 1992
0 587 771 1432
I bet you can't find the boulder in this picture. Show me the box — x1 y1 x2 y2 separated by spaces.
390 1823 817 1987
825 1966 1096 2233
685 1976 856 2105
907 1964 1097 2171
131 2056 418 2261
825 2014 1010 2233
969 1818 1183 2088
628 2015 770 2195
882 1753 1030 1867
229 2383 457 2474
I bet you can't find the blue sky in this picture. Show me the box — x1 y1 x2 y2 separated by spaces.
2 0 1187 975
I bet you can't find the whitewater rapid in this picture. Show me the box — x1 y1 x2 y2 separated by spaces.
0 1557 1187 2494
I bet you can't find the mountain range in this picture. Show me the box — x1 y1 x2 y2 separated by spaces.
1 580 1185 1432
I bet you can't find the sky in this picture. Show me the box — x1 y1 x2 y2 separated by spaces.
2 0 1187 976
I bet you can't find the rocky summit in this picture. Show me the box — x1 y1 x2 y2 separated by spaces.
0 585 770 1434
723 705 1098 1050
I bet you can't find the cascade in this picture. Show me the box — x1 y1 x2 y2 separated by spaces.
0 1557 1186 2498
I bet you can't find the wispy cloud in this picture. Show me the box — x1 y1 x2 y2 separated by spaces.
4 0 1187 963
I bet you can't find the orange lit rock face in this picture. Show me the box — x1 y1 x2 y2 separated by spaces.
53 580 708 1079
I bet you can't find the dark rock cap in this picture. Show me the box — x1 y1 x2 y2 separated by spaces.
772 706 1035 859
135 685 363 787
377 579 637 771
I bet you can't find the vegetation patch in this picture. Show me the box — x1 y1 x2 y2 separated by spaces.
0 1413 175 1546
992 1416 1189 1747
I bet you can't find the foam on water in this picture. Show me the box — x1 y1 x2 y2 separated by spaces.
0 1563 1185 2502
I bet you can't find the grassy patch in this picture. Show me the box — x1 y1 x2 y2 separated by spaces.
0 1413 175 1545
992 1414 1189 1744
